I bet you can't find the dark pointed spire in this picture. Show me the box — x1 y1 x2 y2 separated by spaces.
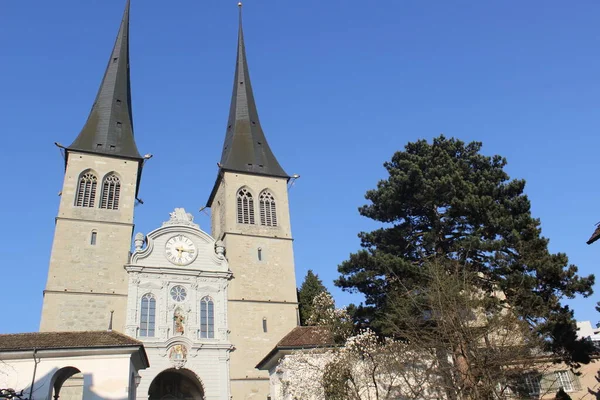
217 3 288 178
68 0 142 160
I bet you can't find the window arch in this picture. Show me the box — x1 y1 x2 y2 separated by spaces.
100 173 121 210
140 293 156 337
237 188 255 224
200 296 214 339
259 190 277 227
74 170 97 207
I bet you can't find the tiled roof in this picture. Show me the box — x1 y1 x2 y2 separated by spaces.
277 326 335 348
256 326 336 370
587 225 600 245
0 331 142 351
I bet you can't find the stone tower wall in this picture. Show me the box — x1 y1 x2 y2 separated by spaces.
211 171 299 399
40 151 139 332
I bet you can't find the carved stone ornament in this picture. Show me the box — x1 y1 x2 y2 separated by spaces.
215 240 226 258
168 344 188 369
134 233 145 251
130 272 140 285
163 208 199 229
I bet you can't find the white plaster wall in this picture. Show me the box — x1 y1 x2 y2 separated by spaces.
0 351 141 400
125 214 232 400
125 218 230 343
136 346 230 400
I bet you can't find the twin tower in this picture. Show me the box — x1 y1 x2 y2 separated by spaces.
39 1 298 398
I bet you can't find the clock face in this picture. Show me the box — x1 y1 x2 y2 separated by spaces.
165 235 197 266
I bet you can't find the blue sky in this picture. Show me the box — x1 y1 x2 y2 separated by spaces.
0 1 599 334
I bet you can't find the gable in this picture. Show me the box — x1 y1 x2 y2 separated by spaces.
130 210 228 273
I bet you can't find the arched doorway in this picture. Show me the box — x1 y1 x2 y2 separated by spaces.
148 369 204 400
49 367 84 400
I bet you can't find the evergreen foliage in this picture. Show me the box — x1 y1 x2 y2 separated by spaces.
298 270 330 325
336 135 595 365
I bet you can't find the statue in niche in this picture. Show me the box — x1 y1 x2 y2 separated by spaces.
173 309 185 335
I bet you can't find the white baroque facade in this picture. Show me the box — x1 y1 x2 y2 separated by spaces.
125 208 232 400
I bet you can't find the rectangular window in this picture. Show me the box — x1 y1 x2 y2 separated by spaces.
523 373 541 395
90 231 97 245
555 371 574 392
208 301 214 338
262 318 268 333
140 295 156 337
200 301 207 338
200 298 215 339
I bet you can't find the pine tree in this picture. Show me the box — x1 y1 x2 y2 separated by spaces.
336 136 595 368
298 270 330 325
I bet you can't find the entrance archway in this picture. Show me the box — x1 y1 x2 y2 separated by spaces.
49 367 84 400
148 369 204 400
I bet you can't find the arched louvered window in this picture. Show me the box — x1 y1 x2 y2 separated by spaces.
237 188 255 224
74 171 97 207
140 293 156 337
100 173 121 210
259 190 277 227
200 296 214 339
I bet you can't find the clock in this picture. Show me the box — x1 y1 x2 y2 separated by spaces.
165 235 197 266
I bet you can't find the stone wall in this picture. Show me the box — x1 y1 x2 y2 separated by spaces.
40 151 139 332
212 172 299 399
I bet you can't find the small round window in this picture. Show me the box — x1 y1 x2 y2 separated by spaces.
170 285 187 302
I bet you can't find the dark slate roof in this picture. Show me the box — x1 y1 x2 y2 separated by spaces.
67 0 142 161
217 5 288 179
256 326 336 369
0 331 142 351
587 224 600 245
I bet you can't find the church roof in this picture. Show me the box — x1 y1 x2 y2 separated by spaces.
67 0 142 161
276 326 335 348
217 4 288 179
0 331 142 351
256 326 336 370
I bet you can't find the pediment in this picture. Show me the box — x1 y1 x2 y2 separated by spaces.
129 208 228 272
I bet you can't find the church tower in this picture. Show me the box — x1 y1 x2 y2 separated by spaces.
40 0 145 333
207 5 299 398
